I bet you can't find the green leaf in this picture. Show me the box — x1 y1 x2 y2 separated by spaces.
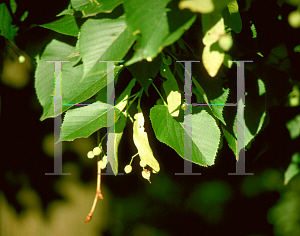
0 3 18 43
222 75 266 156
288 85 300 107
124 0 196 65
194 75 229 125
175 62 209 107
175 61 228 123
150 105 220 166
79 15 135 78
209 88 229 125
202 13 225 77
59 102 121 142
294 45 300 53
68 37 81 66
115 78 136 111
222 0 242 34
127 56 161 95
40 15 79 37
95 86 107 104
95 77 136 109
160 60 181 117
20 11 28 22
124 0 171 65
250 21 257 38
57 3 74 16
271 44 288 59
191 76 210 106
179 0 232 14
35 39 74 120
160 1 197 47
223 54 233 68
35 39 122 120
10 0 17 14
286 114 300 139
110 79 136 175
101 79 135 175
284 152 300 185
71 0 123 17
133 110 160 172
111 112 128 175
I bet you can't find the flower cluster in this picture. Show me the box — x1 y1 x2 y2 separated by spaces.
99 156 107 169
124 156 153 183
87 147 107 169
87 147 101 159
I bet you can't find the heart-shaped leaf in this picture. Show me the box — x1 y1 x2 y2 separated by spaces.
150 105 220 166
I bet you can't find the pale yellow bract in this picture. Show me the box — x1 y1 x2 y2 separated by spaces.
179 0 232 14
133 111 160 173
202 13 226 77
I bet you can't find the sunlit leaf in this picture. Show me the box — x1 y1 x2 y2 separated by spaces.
284 152 300 185
59 102 121 142
40 15 79 37
222 74 266 157
124 0 171 65
150 105 220 166
286 114 300 139
80 15 135 78
35 39 123 120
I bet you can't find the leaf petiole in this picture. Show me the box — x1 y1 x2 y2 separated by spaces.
151 82 167 106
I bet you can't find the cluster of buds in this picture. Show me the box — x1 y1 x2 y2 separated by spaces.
87 147 107 169
124 158 153 183
87 147 101 158
99 156 108 169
